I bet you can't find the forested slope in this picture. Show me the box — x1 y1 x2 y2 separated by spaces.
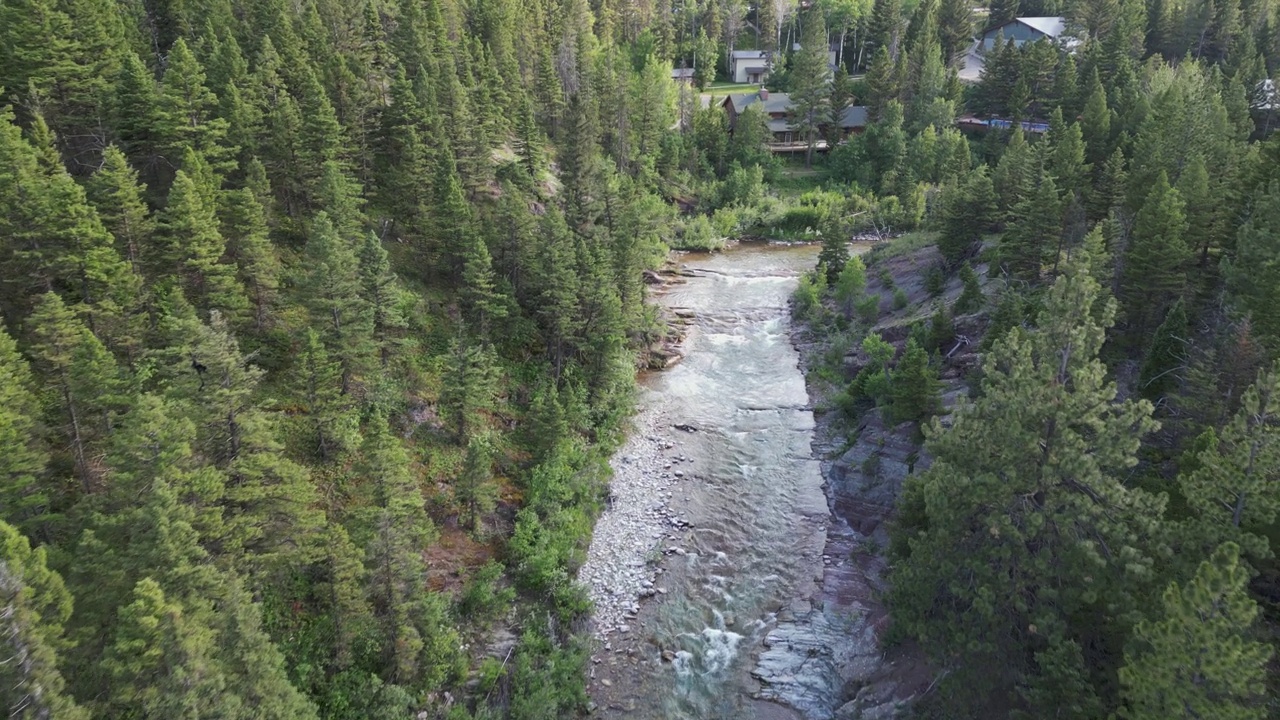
0 0 700 717
793 0 1280 713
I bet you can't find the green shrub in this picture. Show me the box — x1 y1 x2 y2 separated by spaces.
718 162 765 207
835 255 868 304
457 560 516 623
792 271 826 320
893 287 909 309
672 214 725 251
855 293 880 323
954 262 984 314
924 264 945 296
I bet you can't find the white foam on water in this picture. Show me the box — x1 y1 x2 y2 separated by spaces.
699 627 745 675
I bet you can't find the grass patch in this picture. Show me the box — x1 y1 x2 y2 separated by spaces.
770 164 833 196
865 231 939 263
703 81 760 96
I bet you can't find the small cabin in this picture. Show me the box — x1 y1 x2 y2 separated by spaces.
671 67 696 84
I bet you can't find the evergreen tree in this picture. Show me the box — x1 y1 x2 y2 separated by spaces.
456 431 498 532
357 233 409 368
891 252 1164 714
0 328 50 534
440 337 501 443
27 292 123 492
1138 298 1188 401
157 38 231 170
789 17 833 168
1118 171 1189 342
937 166 996 265
221 188 281 332
87 145 154 274
292 330 357 463
102 577 228 719
1225 182 1280 350
1180 362 1280 562
356 413 459 686
818 234 850 285
110 50 164 173
0 520 87 720
954 262 985 314
999 172 1062 283
887 338 941 424
1119 542 1271 720
298 213 374 394
159 169 246 319
459 230 508 338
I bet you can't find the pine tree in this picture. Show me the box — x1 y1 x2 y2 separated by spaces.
357 412 448 684
1119 542 1271 720
1079 69 1112 167
159 169 246 319
157 38 232 170
456 431 498 532
298 213 374 394
999 172 1062 283
459 230 508 338
211 573 320 720
1087 145 1127 223
0 328 50 534
221 188 281 332
937 166 996 265
1225 182 1280 350
0 520 87 720
1048 111 1089 198
789 17 833 168
357 233 409 367
868 0 903 57
27 292 123 492
1175 155 1217 267
890 251 1164 712
533 209 583 378
818 234 850 285
1138 298 1188 401
87 145 154 274
1180 362 1280 562
292 330 357 463
1118 171 1189 342
110 50 164 174
888 338 941 424
954 262 985 314
0 108 137 341
440 337 500 443
102 578 229 719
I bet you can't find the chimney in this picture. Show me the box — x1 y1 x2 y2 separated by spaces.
759 87 769 100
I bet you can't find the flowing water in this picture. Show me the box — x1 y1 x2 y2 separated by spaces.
589 243 831 719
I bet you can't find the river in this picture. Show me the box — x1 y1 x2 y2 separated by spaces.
580 242 831 719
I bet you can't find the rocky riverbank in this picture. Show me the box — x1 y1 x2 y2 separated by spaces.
577 409 700 639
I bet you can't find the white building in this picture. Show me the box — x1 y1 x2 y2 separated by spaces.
730 50 769 84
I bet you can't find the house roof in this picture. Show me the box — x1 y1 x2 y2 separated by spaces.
956 45 985 82
839 105 868 129
731 49 768 60
725 92 869 130
725 91 793 115
671 68 695 79
987 16 1066 38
